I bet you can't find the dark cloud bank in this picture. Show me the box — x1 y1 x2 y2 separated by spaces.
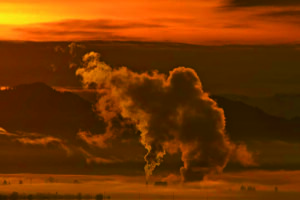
227 0 300 7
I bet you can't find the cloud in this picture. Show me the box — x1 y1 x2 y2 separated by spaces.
0 128 71 156
78 131 111 148
52 42 86 71
257 9 300 20
77 113 140 149
0 127 17 137
17 136 58 144
17 136 72 156
54 45 66 53
226 0 300 7
13 19 162 41
0 86 10 91
68 42 85 57
161 173 181 184
79 147 119 164
14 27 140 41
76 51 255 182
58 42 86 69
230 143 257 167
35 19 164 30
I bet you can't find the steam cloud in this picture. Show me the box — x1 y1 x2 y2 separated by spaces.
76 52 255 182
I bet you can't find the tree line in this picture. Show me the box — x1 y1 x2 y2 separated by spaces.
0 192 109 200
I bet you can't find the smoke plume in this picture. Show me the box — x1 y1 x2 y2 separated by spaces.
76 52 255 182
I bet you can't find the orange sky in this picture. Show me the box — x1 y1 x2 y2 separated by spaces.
1 0 300 44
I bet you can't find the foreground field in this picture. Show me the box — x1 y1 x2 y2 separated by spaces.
0 173 299 200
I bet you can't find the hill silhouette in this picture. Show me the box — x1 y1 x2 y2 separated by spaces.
212 96 300 142
0 82 105 140
221 93 300 119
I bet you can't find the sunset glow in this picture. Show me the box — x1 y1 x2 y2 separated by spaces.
0 0 300 44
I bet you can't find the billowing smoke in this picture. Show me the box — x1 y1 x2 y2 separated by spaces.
76 52 255 182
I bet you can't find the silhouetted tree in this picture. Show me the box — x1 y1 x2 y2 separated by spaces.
275 186 278 192
27 194 33 200
10 192 19 200
76 193 82 200
47 177 55 183
95 194 103 200
3 180 7 185
247 186 256 191
240 185 246 191
19 180 23 184
0 194 8 200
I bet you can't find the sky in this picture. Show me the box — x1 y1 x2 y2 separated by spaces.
0 1 300 198
0 0 300 44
